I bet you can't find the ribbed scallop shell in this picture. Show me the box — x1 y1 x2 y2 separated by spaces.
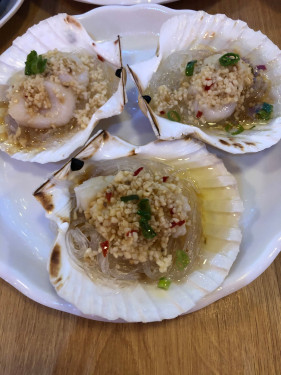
129 11 281 154
34 131 243 322
0 14 126 163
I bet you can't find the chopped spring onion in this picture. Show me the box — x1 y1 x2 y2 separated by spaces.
185 60 197 76
157 277 171 290
137 199 156 238
256 102 273 120
121 194 139 202
139 217 156 239
175 250 190 270
167 110 181 122
25 50 47 76
230 124 245 135
137 210 151 221
219 53 240 66
137 199 151 218
225 124 245 136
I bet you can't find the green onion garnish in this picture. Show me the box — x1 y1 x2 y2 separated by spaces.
224 124 232 133
137 210 151 220
256 102 273 121
230 124 244 135
175 250 190 270
219 53 240 67
121 195 139 202
139 217 156 239
25 50 47 76
137 199 151 220
225 124 244 136
185 60 197 76
137 199 156 239
157 277 171 290
167 110 181 122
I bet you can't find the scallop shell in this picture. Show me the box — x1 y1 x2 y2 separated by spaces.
128 11 281 154
34 131 243 322
0 14 126 163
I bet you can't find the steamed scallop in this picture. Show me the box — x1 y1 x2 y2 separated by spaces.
0 14 126 163
34 131 243 322
129 12 281 154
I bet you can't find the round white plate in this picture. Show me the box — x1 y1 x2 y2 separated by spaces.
0 4 280 321
0 0 24 28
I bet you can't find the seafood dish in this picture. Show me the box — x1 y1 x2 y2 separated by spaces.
34 131 243 322
0 14 126 163
129 12 281 153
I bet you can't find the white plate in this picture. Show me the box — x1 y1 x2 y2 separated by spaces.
75 0 177 5
0 4 280 321
0 0 24 28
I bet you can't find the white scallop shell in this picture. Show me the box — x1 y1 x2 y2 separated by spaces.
34 131 243 322
129 11 281 154
0 14 126 163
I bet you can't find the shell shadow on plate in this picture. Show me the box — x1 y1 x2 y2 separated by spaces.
128 11 281 154
34 130 243 322
0 14 126 163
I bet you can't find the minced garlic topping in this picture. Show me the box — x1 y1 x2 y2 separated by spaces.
7 50 109 129
150 52 257 126
84 169 191 273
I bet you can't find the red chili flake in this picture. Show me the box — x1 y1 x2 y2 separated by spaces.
206 78 211 81
256 65 266 71
162 176 169 182
169 208 175 215
105 192 112 202
160 110 166 115
170 220 186 228
204 84 213 91
133 167 143 176
196 111 203 119
100 241 109 257
126 229 139 237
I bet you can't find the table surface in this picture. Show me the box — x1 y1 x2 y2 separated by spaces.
1 0 281 374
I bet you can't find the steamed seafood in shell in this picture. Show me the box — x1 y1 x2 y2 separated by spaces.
0 14 126 163
129 12 281 153
34 131 243 322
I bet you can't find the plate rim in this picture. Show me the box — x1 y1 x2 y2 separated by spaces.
0 0 24 28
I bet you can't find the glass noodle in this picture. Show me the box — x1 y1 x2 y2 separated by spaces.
65 157 202 286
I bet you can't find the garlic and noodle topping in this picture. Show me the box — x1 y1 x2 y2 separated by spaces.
146 50 273 134
67 158 201 284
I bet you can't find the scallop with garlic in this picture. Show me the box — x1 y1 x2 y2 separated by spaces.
0 14 126 163
129 12 281 154
34 131 243 322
